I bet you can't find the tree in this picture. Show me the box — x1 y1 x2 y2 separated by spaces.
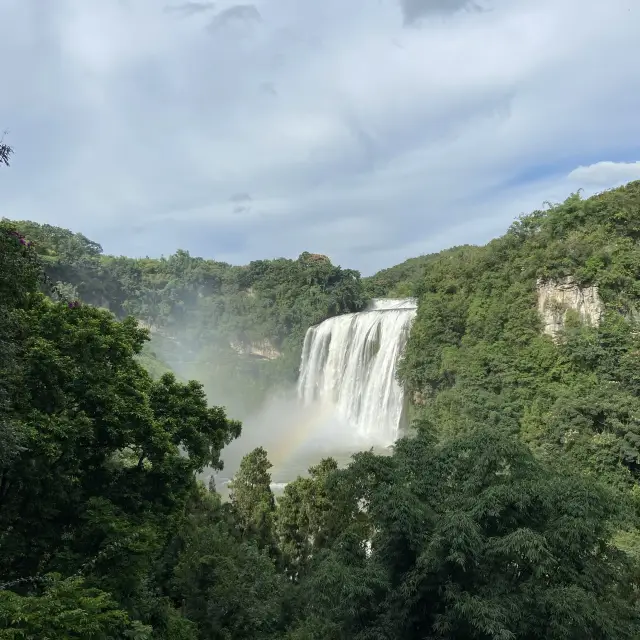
0 576 152 639
350 428 640 639
0 224 242 635
172 486 286 640
0 133 11 167
0 222 45 476
276 457 359 579
229 447 277 551
284 428 640 639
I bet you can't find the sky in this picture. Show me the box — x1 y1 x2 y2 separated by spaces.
1 0 639 276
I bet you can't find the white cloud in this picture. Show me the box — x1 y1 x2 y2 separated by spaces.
567 161 640 188
0 0 639 274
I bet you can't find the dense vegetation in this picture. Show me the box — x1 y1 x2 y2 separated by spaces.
361 245 474 299
367 183 640 531
6 220 368 417
2 141 640 638
398 181 640 553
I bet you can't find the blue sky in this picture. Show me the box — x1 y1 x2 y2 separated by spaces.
1 0 639 275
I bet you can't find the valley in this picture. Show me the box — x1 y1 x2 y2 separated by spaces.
3 181 640 638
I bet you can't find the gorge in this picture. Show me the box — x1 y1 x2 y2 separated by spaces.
4 182 640 638
216 297 418 492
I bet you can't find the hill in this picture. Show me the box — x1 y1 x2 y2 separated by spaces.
362 245 476 298
2 170 640 637
398 182 640 515
4 220 368 417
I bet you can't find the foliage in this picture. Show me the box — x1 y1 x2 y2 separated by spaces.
399 182 640 492
276 457 362 580
284 428 640 639
0 135 11 167
173 510 285 640
228 447 277 553
0 219 241 637
0 575 152 639
135 344 174 380
362 246 475 298
4 145 640 639
8 222 369 417
369 429 639 639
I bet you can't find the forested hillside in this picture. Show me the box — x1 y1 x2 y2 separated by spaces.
6 220 368 416
2 135 640 638
361 245 474 298
399 181 640 550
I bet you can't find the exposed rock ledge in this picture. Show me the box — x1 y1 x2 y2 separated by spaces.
229 340 281 360
136 320 156 332
537 276 604 339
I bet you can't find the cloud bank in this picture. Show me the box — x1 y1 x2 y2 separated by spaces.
0 0 639 274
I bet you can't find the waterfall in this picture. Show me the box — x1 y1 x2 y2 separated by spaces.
297 298 417 446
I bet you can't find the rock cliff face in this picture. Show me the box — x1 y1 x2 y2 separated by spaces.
537 276 604 339
136 319 155 332
230 339 281 360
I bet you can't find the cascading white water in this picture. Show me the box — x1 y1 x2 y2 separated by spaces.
297 298 417 447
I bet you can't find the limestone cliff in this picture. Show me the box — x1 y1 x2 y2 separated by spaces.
537 276 604 339
229 339 281 360
136 319 156 332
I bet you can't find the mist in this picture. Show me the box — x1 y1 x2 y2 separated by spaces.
202 390 379 495
143 292 401 496
143 311 345 479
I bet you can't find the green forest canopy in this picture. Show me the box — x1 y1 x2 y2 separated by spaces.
5 219 369 416
2 171 640 637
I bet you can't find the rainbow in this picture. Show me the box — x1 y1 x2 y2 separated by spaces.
267 401 337 469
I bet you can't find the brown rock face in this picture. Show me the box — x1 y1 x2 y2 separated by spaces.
299 251 331 264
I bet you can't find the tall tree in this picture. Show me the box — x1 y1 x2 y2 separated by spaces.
229 447 277 551
354 428 640 639
276 457 363 580
0 218 242 636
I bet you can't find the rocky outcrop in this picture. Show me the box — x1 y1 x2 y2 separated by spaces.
537 276 604 339
298 251 331 264
230 339 281 360
307 253 330 263
412 390 427 406
136 319 155 332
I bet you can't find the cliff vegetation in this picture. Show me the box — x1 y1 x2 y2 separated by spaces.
5 219 368 417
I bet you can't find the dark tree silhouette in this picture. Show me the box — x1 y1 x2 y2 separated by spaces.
0 132 12 167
